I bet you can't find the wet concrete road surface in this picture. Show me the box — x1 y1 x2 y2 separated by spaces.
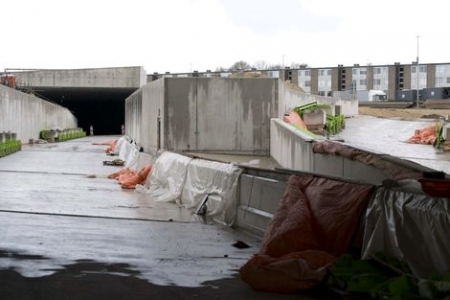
0 137 313 300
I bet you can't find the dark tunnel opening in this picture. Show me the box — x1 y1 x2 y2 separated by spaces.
32 88 136 135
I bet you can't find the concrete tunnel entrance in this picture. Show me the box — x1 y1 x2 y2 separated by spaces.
31 88 136 135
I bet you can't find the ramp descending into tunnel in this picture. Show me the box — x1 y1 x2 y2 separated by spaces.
8 67 146 135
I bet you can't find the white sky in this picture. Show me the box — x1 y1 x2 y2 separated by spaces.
2 0 449 74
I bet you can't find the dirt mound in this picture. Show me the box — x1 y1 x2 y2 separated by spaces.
358 107 448 119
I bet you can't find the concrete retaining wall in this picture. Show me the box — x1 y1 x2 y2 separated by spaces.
270 118 404 185
126 77 279 156
11 66 146 89
125 79 165 154
0 85 77 142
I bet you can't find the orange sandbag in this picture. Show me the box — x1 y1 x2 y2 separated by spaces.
92 139 116 146
120 172 141 189
115 165 152 189
407 124 437 145
283 111 307 130
105 139 118 153
108 168 132 179
138 165 152 181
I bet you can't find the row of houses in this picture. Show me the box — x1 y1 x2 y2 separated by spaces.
147 62 450 101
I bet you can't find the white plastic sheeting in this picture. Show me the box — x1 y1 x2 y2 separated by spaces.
124 146 139 170
362 184 450 278
114 136 129 155
181 159 243 226
118 138 140 170
135 152 193 203
118 139 133 161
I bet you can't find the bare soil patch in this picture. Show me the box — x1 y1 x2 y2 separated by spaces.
358 107 449 119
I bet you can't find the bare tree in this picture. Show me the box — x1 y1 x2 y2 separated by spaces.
254 60 269 70
290 63 309 69
215 66 228 72
267 63 283 70
229 60 251 71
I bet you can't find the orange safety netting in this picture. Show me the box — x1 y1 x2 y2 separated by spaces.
407 124 437 145
240 174 373 293
108 165 152 189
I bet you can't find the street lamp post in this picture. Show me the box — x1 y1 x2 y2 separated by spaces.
416 36 420 108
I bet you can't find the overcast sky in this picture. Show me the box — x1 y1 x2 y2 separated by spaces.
2 0 449 74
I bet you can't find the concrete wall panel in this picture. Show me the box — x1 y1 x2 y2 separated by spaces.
164 78 197 151
313 153 344 178
125 89 142 143
164 78 278 155
142 80 164 154
12 67 145 89
0 85 77 142
342 158 387 183
236 173 287 237
270 119 314 171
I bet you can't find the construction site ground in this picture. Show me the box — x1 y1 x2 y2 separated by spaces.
336 106 450 174
358 106 449 119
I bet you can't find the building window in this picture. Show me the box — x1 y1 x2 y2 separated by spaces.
304 80 311 87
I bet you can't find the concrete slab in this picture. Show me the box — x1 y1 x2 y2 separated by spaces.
0 136 313 299
337 115 450 174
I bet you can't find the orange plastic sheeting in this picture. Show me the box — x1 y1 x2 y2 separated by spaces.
407 124 437 145
240 174 373 293
313 140 423 180
313 140 361 160
108 165 152 189
92 139 118 153
283 111 307 130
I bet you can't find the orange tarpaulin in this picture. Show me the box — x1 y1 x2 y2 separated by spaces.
240 174 373 293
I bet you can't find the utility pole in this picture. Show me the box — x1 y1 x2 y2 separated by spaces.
416 35 420 108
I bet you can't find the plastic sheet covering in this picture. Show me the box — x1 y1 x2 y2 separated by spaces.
362 184 450 278
114 136 128 155
118 139 133 161
135 152 192 203
124 146 139 170
240 174 374 293
180 159 243 226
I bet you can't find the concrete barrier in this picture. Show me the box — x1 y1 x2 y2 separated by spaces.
0 85 77 142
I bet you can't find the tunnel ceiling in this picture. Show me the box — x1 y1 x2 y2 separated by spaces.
22 87 136 135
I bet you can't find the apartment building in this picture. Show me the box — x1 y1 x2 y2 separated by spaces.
147 62 450 101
